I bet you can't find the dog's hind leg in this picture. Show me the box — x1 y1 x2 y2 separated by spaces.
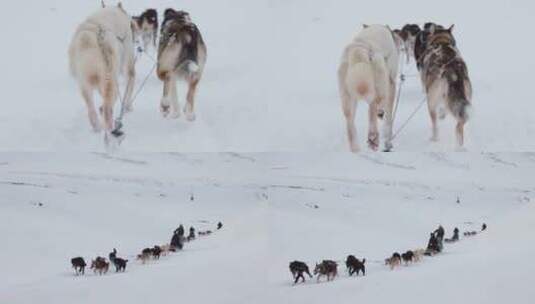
382 79 396 151
184 78 199 121
427 95 440 142
80 84 101 132
343 99 359 153
123 59 136 113
368 100 380 151
455 121 465 149
100 79 117 132
160 76 171 117
339 62 360 152
427 82 444 142
168 76 181 119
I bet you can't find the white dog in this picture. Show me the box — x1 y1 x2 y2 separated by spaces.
338 25 399 152
69 3 136 135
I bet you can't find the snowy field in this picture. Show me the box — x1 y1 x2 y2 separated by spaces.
1 0 534 152
1 153 534 303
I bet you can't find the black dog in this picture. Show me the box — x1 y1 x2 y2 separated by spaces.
289 261 313 284
109 248 128 272
445 227 460 243
425 233 440 256
152 245 162 259
112 257 128 272
401 251 414 265
71 257 86 275
346 255 366 276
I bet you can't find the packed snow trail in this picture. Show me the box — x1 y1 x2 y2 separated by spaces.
1 153 534 303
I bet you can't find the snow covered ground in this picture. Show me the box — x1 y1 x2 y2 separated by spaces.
1 153 534 303
1 0 534 152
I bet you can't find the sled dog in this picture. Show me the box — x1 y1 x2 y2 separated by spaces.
132 9 158 51
338 24 399 152
420 25 472 148
68 3 136 134
157 9 207 121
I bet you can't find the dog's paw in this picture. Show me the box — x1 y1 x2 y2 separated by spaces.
169 110 181 119
184 111 196 122
160 104 170 117
367 132 379 151
383 141 394 152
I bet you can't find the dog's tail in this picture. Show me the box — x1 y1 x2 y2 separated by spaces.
444 62 472 123
176 24 202 75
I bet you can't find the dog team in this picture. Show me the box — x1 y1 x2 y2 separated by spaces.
339 22 472 152
70 222 223 276
69 2 472 151
69 2 206 141
289 224 487 285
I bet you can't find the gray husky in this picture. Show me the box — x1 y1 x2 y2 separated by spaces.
420 25 472 149
157 9 207 121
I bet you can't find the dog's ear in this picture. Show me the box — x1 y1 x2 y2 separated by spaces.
448 24 455 33
429 24 437 34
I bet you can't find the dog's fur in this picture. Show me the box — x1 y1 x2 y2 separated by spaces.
157 9 207 121
71 257 86 275
445 227 460 243
385 252 402 270
90 257 109 275
289 261 313 284
420 25 472 148
69 4 137 134
464 231 478 237
112 257 128 272
345 255 366 276
160 244 175 256
152 245 162 259
338 24 399 152
414 23 443 70
132 9 158 51
401 251 414 265
412 248 425 262
187 227 196 241
397 24 421 63
314 260 338 282
425 232 441 255
137 248 153 264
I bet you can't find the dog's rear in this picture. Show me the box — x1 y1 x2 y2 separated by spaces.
421 25 472 148
69 5 136 135
157 9 207 120
338 25 399 152
158 11 206 81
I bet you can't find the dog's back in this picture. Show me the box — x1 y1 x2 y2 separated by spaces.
158 10 207 81
340 25 399 101
69 7 133 81
421 27 472 123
